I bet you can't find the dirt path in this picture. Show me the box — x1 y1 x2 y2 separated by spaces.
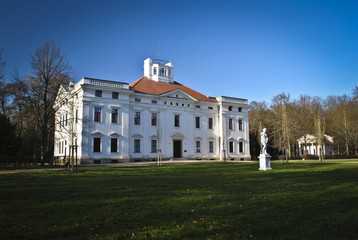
0 160 256 174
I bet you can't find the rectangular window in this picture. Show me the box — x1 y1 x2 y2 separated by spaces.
209 141 214 153
135 98 141 102
95 90 102 97
195 105 200 108
238 107 242 112
229 141 234 153
65 113 68 126
93 138 101 152
112 109 119 123
134 112 140 125
75 109 78 123
152 100 157 104
112 92 119 99
59 142 61 154
239 119 243 131
111 138 118 153
208 118 213 129
94 107 101 122
134 139 140 153
151 113 157 126
228 106 233 111
229 119 233 130
174 115 180 127
239 142 243 153
196 141 201 153
195 117 200 128
208 106 213 110
151 140 157 153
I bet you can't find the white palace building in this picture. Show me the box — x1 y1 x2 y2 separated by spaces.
54 58 251 164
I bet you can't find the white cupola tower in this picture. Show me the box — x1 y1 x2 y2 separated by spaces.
144 58 174 83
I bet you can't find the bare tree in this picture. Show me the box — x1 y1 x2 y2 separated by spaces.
352 87 358 154
249 101 271 158
353 85 358 102
23 41 72 163
8 71 28 138
0 50 5 81
326 95 355 155
271 93 296 162
293 95 316 135
313 105 325 162
0 50 11 116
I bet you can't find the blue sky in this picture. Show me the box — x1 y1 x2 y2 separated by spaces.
1 0 357 103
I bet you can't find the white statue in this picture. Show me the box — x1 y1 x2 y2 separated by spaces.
260 128 268 154
259 127 271 170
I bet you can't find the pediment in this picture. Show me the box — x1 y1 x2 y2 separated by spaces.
161 89 197 101
297 134 316 144
132 134 143 138
109 132 121 137
171 132 185 139
297 134 334 144
91 131 105 136
55 85 68 105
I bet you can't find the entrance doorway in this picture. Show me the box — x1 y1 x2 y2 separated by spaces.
173 140 182 158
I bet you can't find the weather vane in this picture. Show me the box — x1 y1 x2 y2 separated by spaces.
158 43 160 59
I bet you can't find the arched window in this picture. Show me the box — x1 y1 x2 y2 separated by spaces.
161 68 165 76
153 67 157 75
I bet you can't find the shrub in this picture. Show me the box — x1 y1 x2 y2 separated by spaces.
278 155 302 160
324 154 358 160
301 154 319 160
299 154 358 160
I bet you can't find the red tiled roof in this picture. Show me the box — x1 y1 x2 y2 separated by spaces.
129 76 217 102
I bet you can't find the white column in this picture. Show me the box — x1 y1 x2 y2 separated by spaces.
219 105 226 161
81 100 90 159
311 143 314 155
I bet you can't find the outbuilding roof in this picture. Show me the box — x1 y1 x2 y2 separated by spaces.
297 134 334 144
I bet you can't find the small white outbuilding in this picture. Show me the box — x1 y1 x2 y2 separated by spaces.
297 134 334 156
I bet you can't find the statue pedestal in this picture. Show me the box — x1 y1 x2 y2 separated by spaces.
259 154 272 171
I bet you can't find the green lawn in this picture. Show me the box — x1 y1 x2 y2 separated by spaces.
285 159 358 163
1 163 357 240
